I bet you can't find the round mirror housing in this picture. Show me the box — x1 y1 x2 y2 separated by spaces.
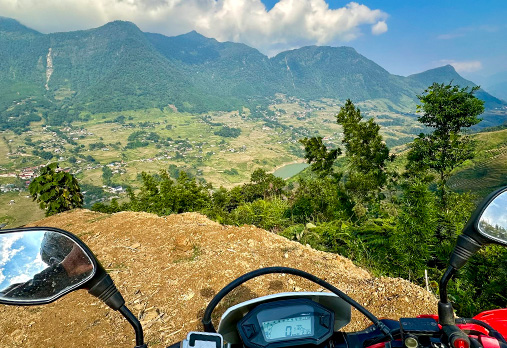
0 227 97 306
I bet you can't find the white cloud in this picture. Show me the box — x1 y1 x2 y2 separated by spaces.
0 0 388 55
440 60 483 73
371 20 387 35
8 273 31 285
0 234 24 266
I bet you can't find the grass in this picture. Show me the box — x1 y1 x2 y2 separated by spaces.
448 130 507 199
0 191 46 228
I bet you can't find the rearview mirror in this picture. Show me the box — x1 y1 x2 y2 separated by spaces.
438 186 507 326
0 227 97 305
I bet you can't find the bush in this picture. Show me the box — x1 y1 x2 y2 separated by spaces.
214 126 241 138
230 198 289 231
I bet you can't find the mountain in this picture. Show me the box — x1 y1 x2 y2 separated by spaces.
1 17 505 127
408 65 505 107
408 65 507 127
0 17 47 110
487 81 507 101
146 30 279 101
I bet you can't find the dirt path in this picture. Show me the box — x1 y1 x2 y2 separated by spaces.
0 209 437 347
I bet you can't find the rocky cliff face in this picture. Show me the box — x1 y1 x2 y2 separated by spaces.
0 209 437 347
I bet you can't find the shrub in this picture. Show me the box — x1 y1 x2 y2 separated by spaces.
231 198 289 231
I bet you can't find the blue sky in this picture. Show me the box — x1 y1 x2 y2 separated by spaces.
1 0 506 85
322 1 507 81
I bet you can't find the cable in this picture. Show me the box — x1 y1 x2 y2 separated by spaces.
202 267 392 339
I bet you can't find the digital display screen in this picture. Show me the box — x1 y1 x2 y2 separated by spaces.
261 316 313 341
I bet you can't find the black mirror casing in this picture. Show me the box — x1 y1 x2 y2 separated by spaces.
439 186 507 326
0 227 100 306
0 227 146 347
449 186 507 270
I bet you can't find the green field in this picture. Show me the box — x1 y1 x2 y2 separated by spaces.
3 99 503 221
448 129 507 199
0 191 45 228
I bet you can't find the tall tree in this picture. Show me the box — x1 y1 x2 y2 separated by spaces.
406 83 484 208
336 99 394 205
29 163 83 216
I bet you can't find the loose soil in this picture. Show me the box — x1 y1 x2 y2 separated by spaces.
0 210 437 347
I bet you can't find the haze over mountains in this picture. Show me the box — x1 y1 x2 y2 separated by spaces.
1 16 505 127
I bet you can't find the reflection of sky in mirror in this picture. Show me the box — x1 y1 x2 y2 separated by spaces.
0 231 47 290
480 192 507 230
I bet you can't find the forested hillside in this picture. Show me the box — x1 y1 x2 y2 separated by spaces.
1 17 506 130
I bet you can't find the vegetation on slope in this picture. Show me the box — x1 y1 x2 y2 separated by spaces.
86 85 505 317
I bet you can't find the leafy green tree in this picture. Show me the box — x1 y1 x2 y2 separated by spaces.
392 178 438 280
299 137 340 177
107 170 212 215
289 177 351 223
102 166 113 186
29 163 83 216
407 83 484 205
231 198 289 231
406 83 483 242
242 169 285 201
336 99 394 205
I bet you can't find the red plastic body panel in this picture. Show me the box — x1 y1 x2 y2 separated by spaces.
474 309 507 337
458 324 490 336
479 335 501 348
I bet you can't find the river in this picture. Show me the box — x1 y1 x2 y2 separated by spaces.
273 163 309 179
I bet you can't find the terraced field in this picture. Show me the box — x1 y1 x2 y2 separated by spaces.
448 129 507 198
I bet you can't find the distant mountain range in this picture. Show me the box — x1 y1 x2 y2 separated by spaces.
1 17 505 126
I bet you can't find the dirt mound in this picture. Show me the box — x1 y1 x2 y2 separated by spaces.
0 210 437 347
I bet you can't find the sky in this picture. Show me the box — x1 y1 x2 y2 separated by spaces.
1 0 506 84
0 231 46 291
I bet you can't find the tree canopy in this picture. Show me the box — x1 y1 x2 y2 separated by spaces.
29 163 83 216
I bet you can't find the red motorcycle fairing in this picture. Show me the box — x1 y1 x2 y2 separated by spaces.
474 309 507 337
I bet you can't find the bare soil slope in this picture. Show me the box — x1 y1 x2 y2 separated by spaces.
0 210 437 347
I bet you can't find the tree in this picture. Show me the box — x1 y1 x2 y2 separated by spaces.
336 99 394 205
406 83 484 209
102 166 113 186
29 163 83 216
242 169 285 201
392 178 438 280
299 137 340 177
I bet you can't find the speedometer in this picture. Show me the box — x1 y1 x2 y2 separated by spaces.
261 316 313 340
237 299 334 348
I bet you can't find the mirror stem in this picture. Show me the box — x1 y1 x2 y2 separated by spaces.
438 266 457 326
439 266 455 303
88 271 146 347
119 305 147 348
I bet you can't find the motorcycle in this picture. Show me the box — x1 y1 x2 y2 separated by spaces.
0 186 506 348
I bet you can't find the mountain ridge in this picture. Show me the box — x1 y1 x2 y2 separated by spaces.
0 17 505 127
